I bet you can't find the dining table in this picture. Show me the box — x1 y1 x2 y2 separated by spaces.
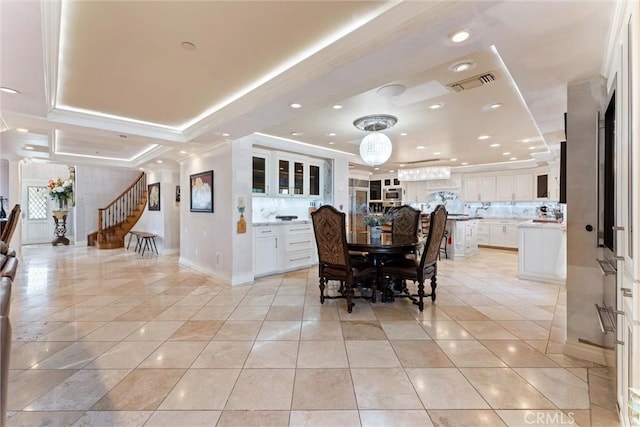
347 231 425 302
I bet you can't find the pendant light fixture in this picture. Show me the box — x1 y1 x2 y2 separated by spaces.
353 114 397 166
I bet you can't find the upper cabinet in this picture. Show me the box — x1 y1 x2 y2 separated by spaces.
253 149 323 198
495 173 533 201
252 150 270 195
463 176 496 201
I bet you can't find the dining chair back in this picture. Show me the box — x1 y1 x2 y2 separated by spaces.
0 205 20 245
381 204 448 311
311 205 374 313
391 205 421 237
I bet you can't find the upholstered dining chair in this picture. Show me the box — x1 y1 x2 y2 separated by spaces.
381 204 448 311
391 205 421 237
311 205 376 313
391 205 421 260
0 205 20 245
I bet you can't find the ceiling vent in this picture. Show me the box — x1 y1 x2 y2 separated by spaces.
446 72 496 92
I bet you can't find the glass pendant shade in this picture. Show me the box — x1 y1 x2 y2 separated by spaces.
359 132 392 166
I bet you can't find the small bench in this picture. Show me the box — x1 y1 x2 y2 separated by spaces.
127 231 159 256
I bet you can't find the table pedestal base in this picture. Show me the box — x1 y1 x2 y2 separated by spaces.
52 210 70 246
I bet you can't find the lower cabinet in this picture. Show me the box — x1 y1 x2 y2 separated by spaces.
481 219 522 249
445 219 479 260
254 223 316 277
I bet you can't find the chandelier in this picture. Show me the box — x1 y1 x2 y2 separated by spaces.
398 166 451 181
353 114 397 166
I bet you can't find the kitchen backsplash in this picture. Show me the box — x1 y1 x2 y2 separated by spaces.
252 197 326 222
406 191 561 219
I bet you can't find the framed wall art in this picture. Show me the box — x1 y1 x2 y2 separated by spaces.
148 182 160 211
190 170 214 212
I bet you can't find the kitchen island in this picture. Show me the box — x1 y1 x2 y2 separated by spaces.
443 215 481 260
518 219 566 285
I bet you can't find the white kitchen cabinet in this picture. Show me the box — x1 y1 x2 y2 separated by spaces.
463 176 496 201
252 150 270 196
254 226 280 276
477 221 490 245
402 181 426 203
284 223 315 270
496 173 533 201
488 220 520 248
444 219 479 260
518 221 566 284
253 150 323 198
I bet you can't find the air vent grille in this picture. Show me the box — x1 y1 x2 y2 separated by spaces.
447 72 496 92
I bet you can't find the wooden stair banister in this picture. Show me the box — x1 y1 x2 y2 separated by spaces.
89 172 147 249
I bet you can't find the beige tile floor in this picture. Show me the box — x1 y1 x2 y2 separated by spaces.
6 245 620 427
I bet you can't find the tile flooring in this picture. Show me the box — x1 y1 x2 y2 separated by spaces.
6 245 620 426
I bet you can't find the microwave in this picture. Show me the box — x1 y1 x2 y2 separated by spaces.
383 188 402 201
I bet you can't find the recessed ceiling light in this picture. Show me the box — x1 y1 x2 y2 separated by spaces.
24 145 34 150
16 128 28 133
389 170 394 173
156 160 163 163
399 164 405 167
416 146 425 150
179 150 187 154
429 103 443 110
400 132 407 136
181 41 196 51
374 167 380 171
502 152 511 155
291 131 302 136
488 103 503 109
452 62 473 72
461 162 469 165
332 104 343 110
328 141 335 145
222 133 230 137
522 138 530 143
327 132 336 136
528 146 536 150
510 157 518 161
290 103 302 109
478 135 490 140
490 143 500 148
433 152 441 155
450 158 457 161
450 29 471 43
0 87 19 94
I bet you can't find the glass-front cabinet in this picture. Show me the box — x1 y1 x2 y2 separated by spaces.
252 151 269 195
309 163 321 197
253 149 323 197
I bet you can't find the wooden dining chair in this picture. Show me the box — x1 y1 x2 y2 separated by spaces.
311 205 376 313
381 204 448 311
0 205 20 245
391 205 421 237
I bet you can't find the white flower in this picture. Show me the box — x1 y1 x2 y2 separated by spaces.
55 187 64 193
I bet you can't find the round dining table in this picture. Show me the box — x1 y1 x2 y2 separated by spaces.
346 232 425 302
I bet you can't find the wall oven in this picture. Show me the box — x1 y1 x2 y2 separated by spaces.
383 188 402 201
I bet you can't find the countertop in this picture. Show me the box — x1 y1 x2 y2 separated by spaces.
444 215 483 221
253 220 311 226
518 219 566 230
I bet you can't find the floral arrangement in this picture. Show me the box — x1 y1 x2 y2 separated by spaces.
360 207 394 227
48 178 73 209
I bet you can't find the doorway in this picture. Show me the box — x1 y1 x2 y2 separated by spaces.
21 179 53 245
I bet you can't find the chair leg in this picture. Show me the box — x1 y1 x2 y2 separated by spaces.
319 278 326 304
370 276 377 303
346 283 354 313
417 280 425 311
430 271 438 302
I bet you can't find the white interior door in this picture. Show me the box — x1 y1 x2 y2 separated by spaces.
21 180 53 245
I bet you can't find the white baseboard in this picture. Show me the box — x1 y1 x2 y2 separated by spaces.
178 258 253 286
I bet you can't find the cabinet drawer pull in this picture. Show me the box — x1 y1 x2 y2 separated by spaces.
622 287 633 297
290 256 311 261
261 230 273 233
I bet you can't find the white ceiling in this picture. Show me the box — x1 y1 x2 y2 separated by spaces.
0 0 614 173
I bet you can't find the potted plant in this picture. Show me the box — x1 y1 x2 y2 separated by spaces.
361 209 394 239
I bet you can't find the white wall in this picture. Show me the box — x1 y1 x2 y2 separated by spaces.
75 165 140 243
231 139 254 285
136 169 181 253
0 159 8 199
179 143 234 284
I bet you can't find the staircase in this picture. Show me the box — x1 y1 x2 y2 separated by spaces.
87 172 147 249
